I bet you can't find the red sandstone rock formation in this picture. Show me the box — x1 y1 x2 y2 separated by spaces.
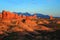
0 10 54 34
2 10 7 19
0 14 2 18
50 15 53 20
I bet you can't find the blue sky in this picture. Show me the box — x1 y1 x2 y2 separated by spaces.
0 0 60 17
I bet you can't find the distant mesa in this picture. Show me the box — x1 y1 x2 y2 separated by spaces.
14 12 50 18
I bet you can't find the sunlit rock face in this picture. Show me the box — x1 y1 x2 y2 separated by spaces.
57 21 60 24
49 15 54 20
2 10 18 19
0 10 60 40
0 10 39 34
0 10 60 35
0 14 2 18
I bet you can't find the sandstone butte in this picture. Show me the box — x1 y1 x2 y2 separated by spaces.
0 10 52 34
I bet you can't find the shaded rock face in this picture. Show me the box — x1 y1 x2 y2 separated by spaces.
0 30 60 40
